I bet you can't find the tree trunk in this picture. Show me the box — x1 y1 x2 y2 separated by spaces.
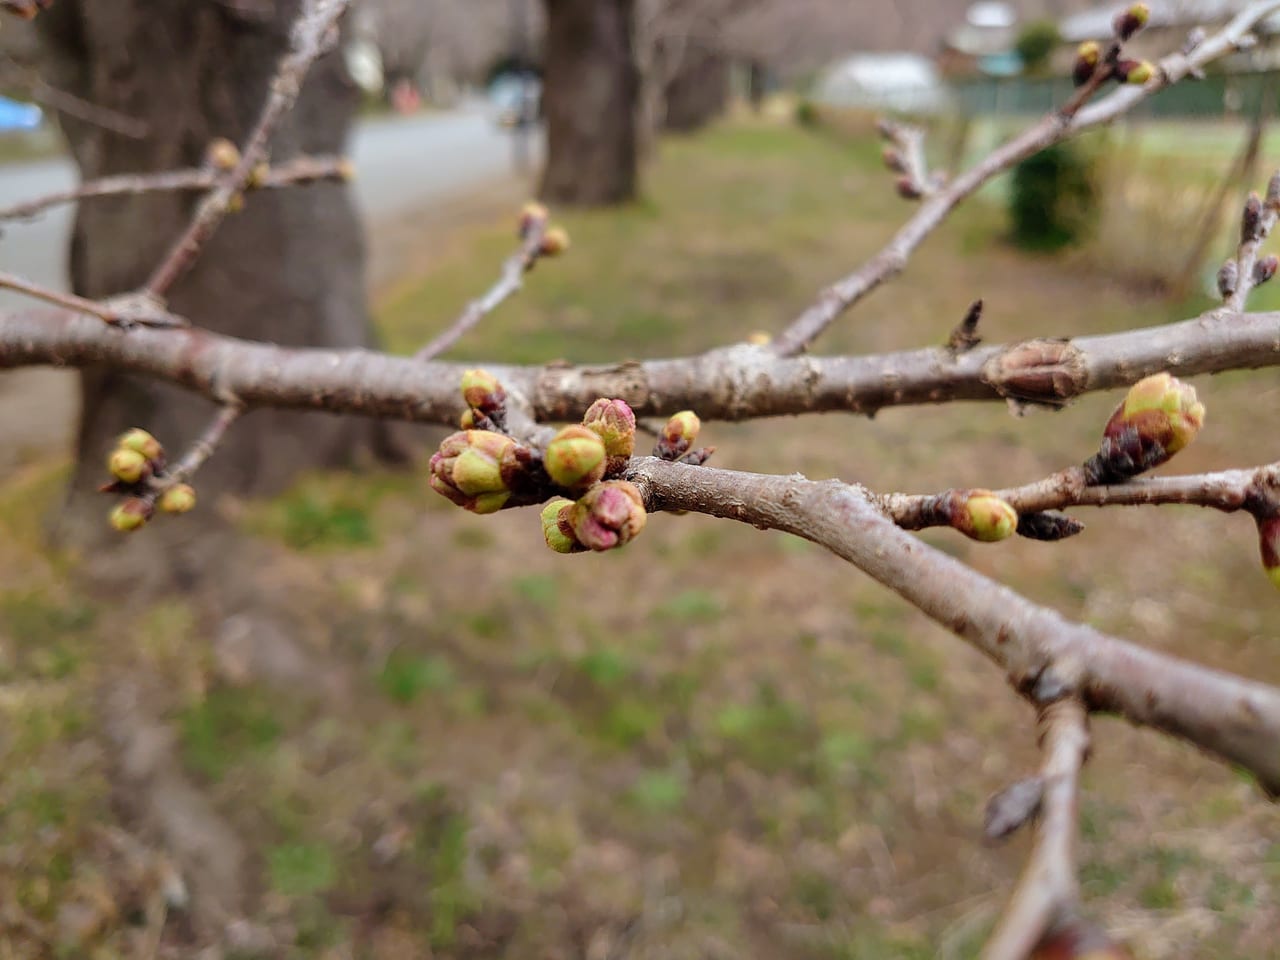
35 1 393 564
539 0 638 206
663 48 729 133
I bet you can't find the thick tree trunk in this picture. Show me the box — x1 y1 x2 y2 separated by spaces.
539 0 638 206
663 48 729 132
35 1 392 561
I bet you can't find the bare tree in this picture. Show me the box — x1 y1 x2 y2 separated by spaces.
2 1 1280 956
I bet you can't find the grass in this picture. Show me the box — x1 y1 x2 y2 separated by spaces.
1 115 1278 958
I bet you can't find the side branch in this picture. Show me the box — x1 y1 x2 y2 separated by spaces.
2 307 1279 425
624 457 1280 796
769 0 1280 356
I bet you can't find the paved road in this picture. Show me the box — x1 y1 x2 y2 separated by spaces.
0 107 533 474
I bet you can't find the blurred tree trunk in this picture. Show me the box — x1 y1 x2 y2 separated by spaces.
663 48 729 132
539 0 638 205
35 1 396 562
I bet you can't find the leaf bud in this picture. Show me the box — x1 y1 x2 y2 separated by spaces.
1217 259 1239 299
1073 41 1101 86
1254 254 1278 288
1242 191 1264 244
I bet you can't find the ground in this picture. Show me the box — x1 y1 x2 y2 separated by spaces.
0 117 1277 959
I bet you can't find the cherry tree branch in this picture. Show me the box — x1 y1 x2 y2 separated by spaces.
983 700 1089 960
143 0 352 299
164 403 244 487
769 0 1280 356
624 457 1280 796
0 155 349 223
3 304 1279 425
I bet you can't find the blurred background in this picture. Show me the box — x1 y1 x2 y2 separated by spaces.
0 1 1277 957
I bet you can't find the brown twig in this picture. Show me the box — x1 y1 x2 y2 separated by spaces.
625 457 1280 796
983 700 1090 960
0 273 186 328
0 155 348 223
0 60 150 139
769 0 1280 357
163 403 245 487
1224 173 1279 310
4 304 1280 425
143 0 352 299
414 217 549 361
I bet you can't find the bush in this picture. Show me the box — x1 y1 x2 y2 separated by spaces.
794 98 818 128
1008 141 1101 251
1015 20 1062 76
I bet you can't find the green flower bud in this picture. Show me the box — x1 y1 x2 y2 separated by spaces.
429 430 521 512
1113 3 1149 41
950 490 1018 543
206 138 241 172
569 481 647 551
460 368 506 415
541 498 583 554
544 425 606 490
582 398 637 462
459 408 478 429
108 447 149 484
1088 373 1205 482
109 497 153 533
158 483 197 514
118 428 163 461
1115 59 1154 85
1259 517 1280 592
1072 41 1101 86
540 226 570 257
654 410 701 460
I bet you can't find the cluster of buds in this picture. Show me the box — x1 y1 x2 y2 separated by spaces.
1072 41 1102 87
1072 5 1151 88
653 410 713 464
518 202 570 258
458 367 508 430
945 490 1019 543
1085 373 1204 484
541 481 648 553
428 429 531 514
102 429 197 532
1258 515 1280 592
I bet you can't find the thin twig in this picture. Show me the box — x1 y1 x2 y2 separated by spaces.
1226 173 1279 310
0 61 150 139
143 0 352 299
770 0 1280 356
0 271 125 325
163 403 244 487
413 218 549 361
982 700 1090 960
0 155 348 223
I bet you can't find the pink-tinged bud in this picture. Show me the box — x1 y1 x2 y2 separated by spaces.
544 425 606 490
582 398 637 461
108 447 149 484
460 368 506 415
1242 192 1263 244
206 138 241 172
1266 170 1280 212
1254 255 1278 287
1088 373 1205 482
1113 3 1149 41
540 226 570 257
881 147 905 173
950 490 1018 543
895 175 922 200
1115 59 1153 85
655 410 701 460
541 498 583 554
158 483 197 515
428 430 520 513
1259 517 1280 592
518 201 549 238
110 497 153 533
568 481 647 552
1073 41 1101 86
1217 259 1239 298
118 428 163 461
875 118 897 141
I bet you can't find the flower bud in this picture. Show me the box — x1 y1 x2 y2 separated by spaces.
581 398 637 462
541 498 583 554
655 410 701 461
1217 259 1239 298
1031 920 1134 959
1266 170 1280 213
569 481 647 552
428 430 519 513
246 162 270 189
159 483 197 515
518 201 549 238
881 147 905 173
1088 373 1205 482
1259 517 1280 592
950 490 1018 543
1255 254 1279 287
1242 192 1264 244
540 226 570 257
110 498 153 533
1113 3 1149 41
206 138 241 172
1115 59 1153 85
895 175 922 200
459 409 478 430
544 425 606 490
118 428 163 461
460 368 506 415
108 447 149 484
1072 41 1101 87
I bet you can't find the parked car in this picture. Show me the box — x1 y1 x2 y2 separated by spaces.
489 74 541 128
